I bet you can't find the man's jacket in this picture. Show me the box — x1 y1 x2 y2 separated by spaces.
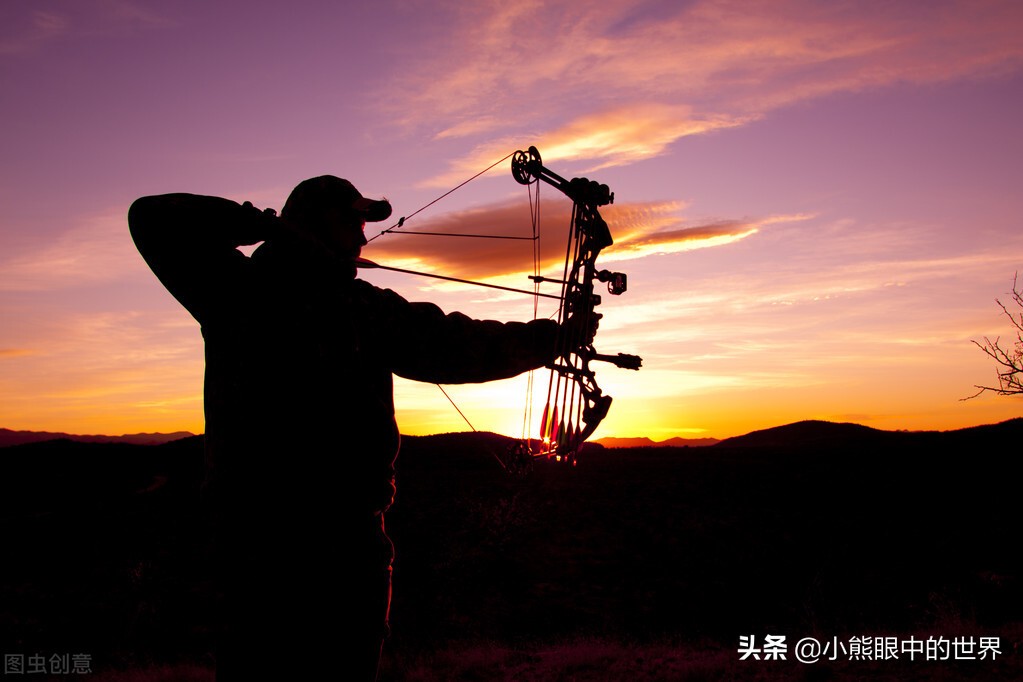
129 194 558 515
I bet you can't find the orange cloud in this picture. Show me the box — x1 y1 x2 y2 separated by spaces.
0 348 35 358
365 197 796 282
608 212 814 262
427 105 751 188
365 197 569 282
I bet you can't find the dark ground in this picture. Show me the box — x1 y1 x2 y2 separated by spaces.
1 420 1020 680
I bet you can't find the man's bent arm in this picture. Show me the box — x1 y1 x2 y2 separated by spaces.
128 194 277 323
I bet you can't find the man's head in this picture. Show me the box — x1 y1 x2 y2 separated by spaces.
281 176 392 258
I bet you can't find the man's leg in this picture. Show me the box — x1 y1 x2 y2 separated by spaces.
347 512 394 680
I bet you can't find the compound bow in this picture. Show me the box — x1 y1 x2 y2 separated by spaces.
367 146 642 469
509 147 641 466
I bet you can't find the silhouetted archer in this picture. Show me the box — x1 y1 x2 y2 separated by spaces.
128 148 640 680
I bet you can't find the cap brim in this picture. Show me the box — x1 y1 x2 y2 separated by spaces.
353 197 392 222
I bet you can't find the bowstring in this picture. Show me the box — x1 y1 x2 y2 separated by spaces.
521 183 596 458
366 151 516 243
521 177 542 451
365 149 548 455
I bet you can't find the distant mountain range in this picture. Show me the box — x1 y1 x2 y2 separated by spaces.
0 428 195 448
3 417 1021 451
588 417 1023 449
713 417 1023 450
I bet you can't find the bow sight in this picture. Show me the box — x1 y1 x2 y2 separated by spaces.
598 270 628 296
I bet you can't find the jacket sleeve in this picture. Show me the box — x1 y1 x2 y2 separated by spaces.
353 281 560 384
128 194 278 324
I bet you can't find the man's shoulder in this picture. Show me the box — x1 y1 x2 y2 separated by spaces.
352 278 407 303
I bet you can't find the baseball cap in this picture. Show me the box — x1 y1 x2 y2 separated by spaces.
281 175 392 224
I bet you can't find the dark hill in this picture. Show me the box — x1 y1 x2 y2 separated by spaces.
715 417 1023 451
1 424 1020 680
387 421 1023 679
715 419 886 449
0 435 205 519
0 427 195 448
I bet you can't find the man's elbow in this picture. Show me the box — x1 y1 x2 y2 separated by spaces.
127 197 150 243
128 195 186 249
128 195 160 236
128 195 180 260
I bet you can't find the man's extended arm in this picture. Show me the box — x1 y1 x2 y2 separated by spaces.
353 281 561 385
128 194 278 323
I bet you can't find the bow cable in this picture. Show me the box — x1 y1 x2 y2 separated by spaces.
355 258 559 300
366 151 517 243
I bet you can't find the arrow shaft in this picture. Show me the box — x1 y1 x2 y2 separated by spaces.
358 260 561 300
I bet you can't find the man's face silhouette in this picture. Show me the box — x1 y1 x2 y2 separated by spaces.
317 207 367 259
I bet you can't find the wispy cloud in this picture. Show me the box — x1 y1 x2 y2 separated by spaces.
0 11 70 54
0 2 172 55
0 308 203 431
0 210 145 292
607 213 814 262
0 348 36 359
100 0 174 30
427 105 751 187
387 0 1023 172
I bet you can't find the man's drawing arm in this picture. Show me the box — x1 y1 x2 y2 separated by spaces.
128 193 277 322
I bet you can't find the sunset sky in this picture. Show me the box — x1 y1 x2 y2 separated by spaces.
2 0 1022 441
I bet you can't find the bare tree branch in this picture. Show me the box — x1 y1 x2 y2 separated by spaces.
965 272 1023 399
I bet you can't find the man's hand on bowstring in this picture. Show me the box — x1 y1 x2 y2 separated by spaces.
240 201 282 239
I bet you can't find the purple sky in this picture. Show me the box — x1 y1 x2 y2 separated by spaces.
2 0 1022 439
